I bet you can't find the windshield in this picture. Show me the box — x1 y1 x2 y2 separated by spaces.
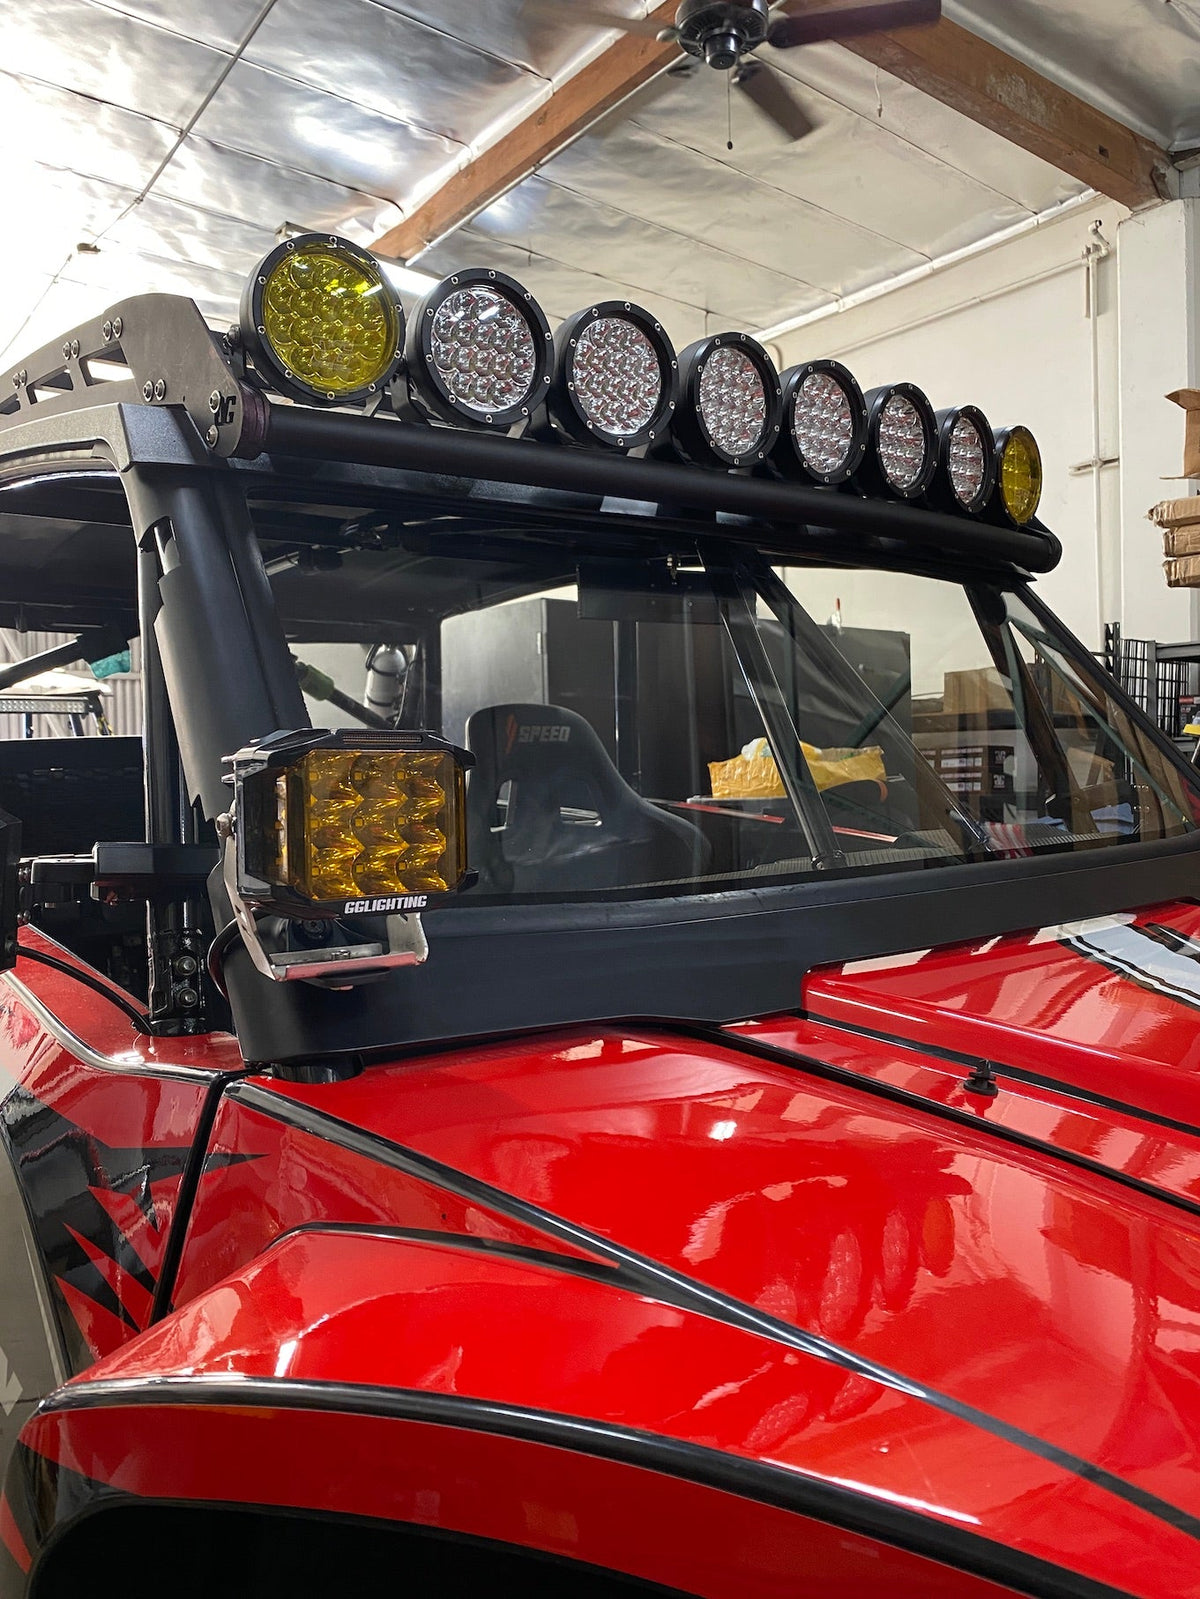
258 511 1199 903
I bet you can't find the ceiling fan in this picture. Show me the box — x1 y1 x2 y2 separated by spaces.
519 0 942 143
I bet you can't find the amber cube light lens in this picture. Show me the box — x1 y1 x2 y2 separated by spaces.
262 241 400 397
281 747 466 902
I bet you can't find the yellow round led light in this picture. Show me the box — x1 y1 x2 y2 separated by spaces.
242 234 404 405
997 425 1043 527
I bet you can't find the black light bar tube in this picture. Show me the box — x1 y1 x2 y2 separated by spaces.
258 407 1061 575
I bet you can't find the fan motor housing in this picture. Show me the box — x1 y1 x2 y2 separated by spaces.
676 0 770 67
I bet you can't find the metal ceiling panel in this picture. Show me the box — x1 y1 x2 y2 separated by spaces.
763 41 1085 215
541 118 932 297
190 62 462 198
0 75 174 193
102 193 279 278
157 135 394 235
368 0 651 79
463 176 833 328
947 0 1200 150
82 0 266 53
3 0 224 125
596 65 1042 258
246 0 541 145
413 225 716 346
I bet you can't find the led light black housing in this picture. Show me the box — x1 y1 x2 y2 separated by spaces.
775 359 868 486
674 332 783 469
405 267 553 431
856 382 938 501
549 301 677 451
240 233 405 406
932 405 997 516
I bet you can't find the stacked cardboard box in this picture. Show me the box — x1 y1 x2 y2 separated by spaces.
1149 391 1200 586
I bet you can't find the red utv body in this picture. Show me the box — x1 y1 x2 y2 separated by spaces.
1 282 1200 1599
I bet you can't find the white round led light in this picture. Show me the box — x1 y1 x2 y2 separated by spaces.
948 413 987 505
550 301 676 450
777 360 868 485
795 371 854 475
406 268 553 431
933 404 997 516
573 318 661 436
430 285 538 416
673 332 782 468
699 345 769 459
859 382 937 500
878 393 926 491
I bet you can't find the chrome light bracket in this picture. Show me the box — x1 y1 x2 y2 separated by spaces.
217 811 428 986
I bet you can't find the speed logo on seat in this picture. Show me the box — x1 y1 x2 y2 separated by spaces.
505 715 572 755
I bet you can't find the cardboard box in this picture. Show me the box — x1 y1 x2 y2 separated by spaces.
943 668 1011 717
1149 495 1200 530
1163 527 1200 557
1165 554 1200 588
1167 391 1200 478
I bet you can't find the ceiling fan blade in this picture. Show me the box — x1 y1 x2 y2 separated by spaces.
517 0 672 37
734 63 815 141
767 0 941 50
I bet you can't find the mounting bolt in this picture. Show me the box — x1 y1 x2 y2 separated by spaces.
69 339 80 359
175 986 200 1010
173 954 199 978
62 342 71 360
964 1060 1000 1100
153 378 166 401
208 390 222 413
205 425 219 447
112 316 123 338
101 319 113 342
142 381 154 402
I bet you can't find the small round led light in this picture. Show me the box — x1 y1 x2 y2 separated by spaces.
776 359 868 485
934 405 997 515
239 233 404 406
995 425 1044 526
550 301 677 450
857 383 938 500
405 267 553 431
674 332 782 468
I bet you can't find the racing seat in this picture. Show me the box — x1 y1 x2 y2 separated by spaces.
466 703 710 894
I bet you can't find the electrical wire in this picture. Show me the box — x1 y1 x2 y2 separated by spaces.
15 945 154 1035
206 919 243 999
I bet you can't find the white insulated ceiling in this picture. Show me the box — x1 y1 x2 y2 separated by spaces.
1 0 1198 367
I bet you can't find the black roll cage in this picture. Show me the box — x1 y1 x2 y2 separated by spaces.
1 293 1198 1068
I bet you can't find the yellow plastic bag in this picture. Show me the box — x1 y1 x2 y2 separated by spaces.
709 738 887 800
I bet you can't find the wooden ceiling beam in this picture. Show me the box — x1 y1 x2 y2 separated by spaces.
787 3 1173 212
372 3 680 264
373 3 1174 265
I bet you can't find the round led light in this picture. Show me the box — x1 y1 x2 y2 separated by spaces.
675 332 782 468
933 404 997 515
996 425 1043 526
858 383 938 500
550 301 677 450
776 359 867 485
240 233 404 406
405 267 553 431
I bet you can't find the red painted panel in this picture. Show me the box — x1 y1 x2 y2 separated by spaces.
803 903 1200 1125
32 1230 1200 1597
21 1403 1021 1599
179 1027 1200 1545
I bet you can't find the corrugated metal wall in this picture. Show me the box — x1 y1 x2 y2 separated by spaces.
0 631 143 742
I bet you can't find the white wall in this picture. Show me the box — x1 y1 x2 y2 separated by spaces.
771 196 1200 654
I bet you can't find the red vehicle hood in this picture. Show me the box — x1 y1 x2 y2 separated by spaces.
801 898 1200 1125
77 982 1200 1595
